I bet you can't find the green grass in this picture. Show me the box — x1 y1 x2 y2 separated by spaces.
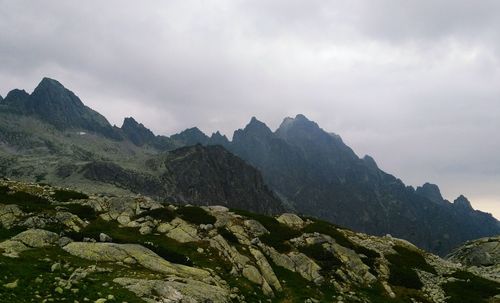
270 262 337 302
0 247 144 302
442 271 500 303
359 282 432 303
51 189 89 202
386 245 436 289
176 206 216 225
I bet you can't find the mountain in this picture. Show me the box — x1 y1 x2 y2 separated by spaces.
81 144 284 214
0 78 498 256
1 78 120 139
0 179 498 302
0 80 283 215
120 117 156 146
219 115 500 255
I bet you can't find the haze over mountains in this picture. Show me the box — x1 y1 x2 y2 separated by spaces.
0 78 498 256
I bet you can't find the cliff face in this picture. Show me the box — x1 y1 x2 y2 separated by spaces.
81 145 284 215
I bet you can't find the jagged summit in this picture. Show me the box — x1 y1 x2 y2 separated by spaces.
121 117 156 146
1 77 120 139
416 183 445 204
454 195 473 210
210 131 230 145
171 126 210 146
244 116 273 134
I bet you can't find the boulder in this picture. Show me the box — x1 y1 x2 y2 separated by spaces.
244 219 269 236
166 218 200 243
55 211 87 232
99 233 113 242
63 242 210 279
277 213 304 229
0 204 24 228
11 229 59 248
114 277 231 303
447 236 500 267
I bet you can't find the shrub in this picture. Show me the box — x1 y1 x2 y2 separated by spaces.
218 227 239 244
177 206 216 225
386 245 435 289
64 204 97 221
135 207 176 222
52 189 89 202
298 243 342 273
443 271 500 303
302 220 353 248
0 185 53 212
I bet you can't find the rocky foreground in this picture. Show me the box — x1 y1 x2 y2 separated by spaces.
0 179 498 303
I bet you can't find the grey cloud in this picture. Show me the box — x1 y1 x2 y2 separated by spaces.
0 0 499 217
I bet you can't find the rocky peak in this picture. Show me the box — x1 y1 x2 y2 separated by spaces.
210 131 230 146
275 114 321 137
362 155 379 170
453 195 473 210
171 127 210 146
121 117 156 146
1 78 120 140
232 117 274 144
416 183 445 204
3 89 30 107
244 117 273 135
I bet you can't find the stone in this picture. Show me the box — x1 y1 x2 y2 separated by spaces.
227 223 251 245
244 219 269 236
63 242 210 279
3 279 19 289
249 247 282 292
200 223 214 231
51 262 62 272
242 264 263 285
276 213 304 228
156 223 173 233
11 229 59 248
139 225 153 235
99 233 112 242
55 211 87 232
0 204 24 228
58 237 73 247
260 244 323 284
114 277 231 303
447 236 500 267
166 218 200 243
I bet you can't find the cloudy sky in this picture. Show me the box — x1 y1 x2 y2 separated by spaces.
1 0 499 218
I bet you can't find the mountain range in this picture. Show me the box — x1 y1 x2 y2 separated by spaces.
0 77 498 255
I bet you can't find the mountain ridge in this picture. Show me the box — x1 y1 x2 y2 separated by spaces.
0 78 498 256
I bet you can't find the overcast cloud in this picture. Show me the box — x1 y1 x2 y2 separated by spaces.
1 0 499 218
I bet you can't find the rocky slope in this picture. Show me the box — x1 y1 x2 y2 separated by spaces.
0 179 498 302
